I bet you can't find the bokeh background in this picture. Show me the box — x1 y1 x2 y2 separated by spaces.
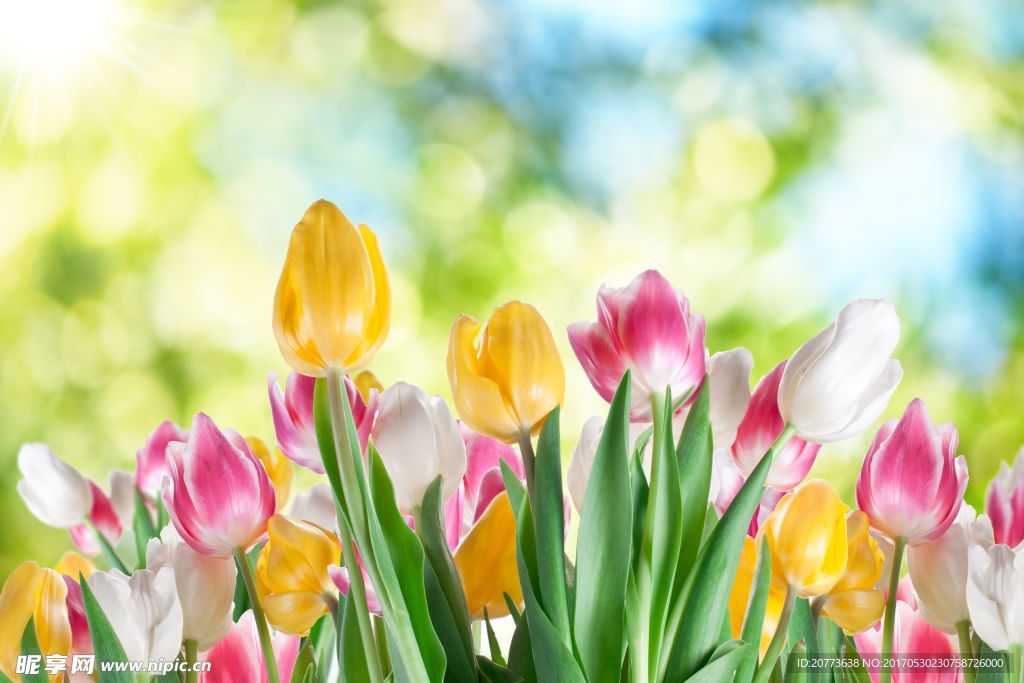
1 0 1023 574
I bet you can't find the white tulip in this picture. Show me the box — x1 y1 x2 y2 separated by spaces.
289 482 339 533
706 347 753 450
372 382 467 513
16 443 93 528
568 416 604 515
966 543 1024 651
908 504 994 633
778 299 903 443
146 526 236 650
89 566 184 663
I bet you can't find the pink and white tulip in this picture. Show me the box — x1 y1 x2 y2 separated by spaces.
447 425 525 545
986 448 1024 548
568 270 706 420
202 610 300 683
163 413 277 557
856 399 968 545
713 451 785 537
62 576 91 656
731 361 820 491
778 299 903 443
136 420 188 497
269 371 377 474
17 443 93 528
69 471 134 557
854 600 962 683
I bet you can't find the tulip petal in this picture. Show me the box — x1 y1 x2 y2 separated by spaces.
454 492 522 618
262 592 327 637
0 562 45 679
448 315 521 442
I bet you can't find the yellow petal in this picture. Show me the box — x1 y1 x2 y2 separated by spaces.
447 315 521 442
341 226 391 371
33 569 71 660
822 589 885 634
53 552 95 580
247 437 294 510
765 479 849 598
454 492 522 618
0 562 45 680
262 591 328 636
831 511 884 594
353 370 383 401
478 301 565 436
258 514 340 596
729 537 788 658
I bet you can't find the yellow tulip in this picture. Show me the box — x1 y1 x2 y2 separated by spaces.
256 514 341 636
763 479 849 598
53 552 95 580
0 562 71 682
454 492 523 618
353 370 383 401
273 199 391 377
447 301 565 443
820 511 885 634
247 436 293 509
729 536 787 656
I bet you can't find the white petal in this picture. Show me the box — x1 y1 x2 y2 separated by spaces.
289 483 338 533
17 443 93 528
707 347 753 450
567 417 604 515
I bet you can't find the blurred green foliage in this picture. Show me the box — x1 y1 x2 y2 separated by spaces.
1 0 1023 573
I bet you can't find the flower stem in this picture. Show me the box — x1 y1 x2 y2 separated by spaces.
752 584 797 683
880 536 906 683
956 620 976 683
1010 644 1023 683
233 547 281 683
184 639 198 683
335 522 385 683
515 430 537 511
87 520 129 574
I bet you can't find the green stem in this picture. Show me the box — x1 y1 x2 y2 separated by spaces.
184 639 198 683
752 585 797 683
336 503 385 683
770 425 798 460
515 430 538 514
880 537 906 683
643 390 669 682
1011 644 1023 683
233 547 281 683
956 620 976 683
87 520 129 574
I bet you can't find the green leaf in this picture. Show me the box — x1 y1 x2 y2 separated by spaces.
842 637 872 683
339 592 372 683
788 598 817 661
506 606 537 683
312 379 350 522
132 488 157 567
366 449 447 682
79 572 133 683
788 641 808 683
683 641 752 682
310 614 337 681
291 638 318 683
674 378 713 580
19 619 48 683
735 536 774 683
477 656 525 683
532 407 572 643
573 372 632 683
418 478 477 682
503 592 522 624
484 608 506 666
630 446 649 573
663 441 775 680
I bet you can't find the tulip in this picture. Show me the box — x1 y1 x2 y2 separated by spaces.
146 526 236 651
69 470 134 557
446 425 524 544
268 371 378 474
820 511 886 634
454 492 523 618
372 382 467 514
986 448 1024 547
136 420 188 497
731 361 820 491
778 299 903 443
713 453 785 537
54 552 95 580
202 610 300 683
272 199 390 377
288 483 339 534
89 566 183 663
908 505 994 634
163 413 276 558
568 270 706 420
255 514 341 636
0 562 71 681
448 300 565 444
17 443 92 528
246 436 293 510
728 536 787 656
62 575 91 656
855 601 963 683
857 399 968 546
965 543 1024 652
706 347 754 451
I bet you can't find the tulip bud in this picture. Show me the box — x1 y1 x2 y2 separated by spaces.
966 543 1024 651
255 514 341 636
372 382 467 514
146 526 236 650
820 511 886 634
454 492 523 619
17 443 92 528
763 479 849 598
269 370 378 474
163 413 276 557
448 301 564 443
136 420 188 497
246 436 293 510
202 610 300 683
731 361 820 491
857 399 968 545
273 199 390 377
0 562 71 680
778 299 903 443
89 567 183 664
986 448 1024 547
568 270 706 420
